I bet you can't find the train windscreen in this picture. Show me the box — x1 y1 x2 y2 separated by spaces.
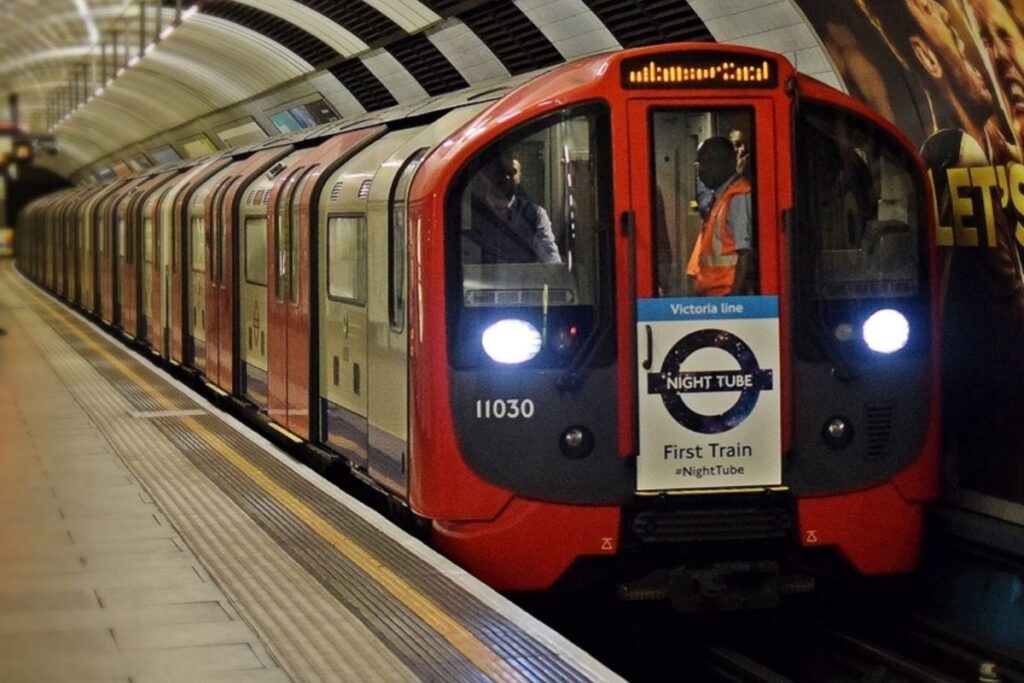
794 102 928 359
448 103 613 368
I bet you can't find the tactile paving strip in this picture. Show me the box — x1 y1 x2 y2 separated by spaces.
9 268 610 683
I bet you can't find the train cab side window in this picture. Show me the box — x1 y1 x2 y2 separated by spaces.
794 103 926 358
389 147 428 332
447 103 613 368
191 217 206 272
244 217 268 286
796 104 921 301
327 215 367 304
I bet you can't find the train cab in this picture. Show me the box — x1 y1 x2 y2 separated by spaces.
409 43 939 600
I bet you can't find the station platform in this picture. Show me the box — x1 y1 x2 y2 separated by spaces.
0 260 622 682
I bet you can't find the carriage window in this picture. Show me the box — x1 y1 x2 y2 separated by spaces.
389 147 428 331
275 170 308 303
327 215 367 304
191 217 206 272
276 201 289 301
447 103 613 368
212 214 223 284
245 217 267 285
144 218 154 264
290 174 313 305
118 218 126 259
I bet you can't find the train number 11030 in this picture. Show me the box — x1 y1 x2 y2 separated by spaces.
475 398 535 419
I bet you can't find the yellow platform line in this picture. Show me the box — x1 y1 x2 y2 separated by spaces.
10 271 525 682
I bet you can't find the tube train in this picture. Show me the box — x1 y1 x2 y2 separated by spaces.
17 43 940 609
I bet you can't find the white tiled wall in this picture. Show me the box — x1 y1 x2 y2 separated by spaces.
689 0 841 89
362 50 430 104
514 0 620 60
427 20 511 84
307 72 367 118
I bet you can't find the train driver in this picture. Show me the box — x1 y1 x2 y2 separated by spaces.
470 155 562 264
688 136 753 296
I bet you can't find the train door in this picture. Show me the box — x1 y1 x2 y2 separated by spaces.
216 147 291 395
317 131 417 472
268 166 307 430
85 187 111 314
146 189 168 349
157 180 184 358
366 143 430 493
142 208 154 342
176 161 232 367
624 98 785 494
159 184 180 360
59 198 71 297
205 176 236 387
78 197 92 308
188 198 209 370
106 178 143 326
98 201 111 320
118 188 138 337
268 129 384 439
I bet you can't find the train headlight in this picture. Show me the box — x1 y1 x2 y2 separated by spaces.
862 309 909 354
482 319 542 364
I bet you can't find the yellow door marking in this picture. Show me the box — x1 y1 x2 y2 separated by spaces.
9 270 525 682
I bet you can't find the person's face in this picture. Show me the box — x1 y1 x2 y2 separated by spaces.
511 158 522 187
728 130 747 156
970 0 1024 133
483 159 516 208
697 146 733 190
907 0 994 110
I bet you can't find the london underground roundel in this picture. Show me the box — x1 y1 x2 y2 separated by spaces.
636 296 782 491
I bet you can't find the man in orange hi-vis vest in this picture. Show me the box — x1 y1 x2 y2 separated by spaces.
690 136 753 296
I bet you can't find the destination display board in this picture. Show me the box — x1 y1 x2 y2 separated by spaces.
621 52 778 89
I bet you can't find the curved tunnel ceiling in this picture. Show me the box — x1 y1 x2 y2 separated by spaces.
0 0 839 178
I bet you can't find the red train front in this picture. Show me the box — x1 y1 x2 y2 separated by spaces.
408 43 940 607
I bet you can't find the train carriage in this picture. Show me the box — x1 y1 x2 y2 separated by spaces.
18 43 940 609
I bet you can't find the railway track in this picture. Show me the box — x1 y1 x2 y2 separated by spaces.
518 575 1023 682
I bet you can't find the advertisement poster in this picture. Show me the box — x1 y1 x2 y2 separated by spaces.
636 296 780 491
796 0 1024 507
